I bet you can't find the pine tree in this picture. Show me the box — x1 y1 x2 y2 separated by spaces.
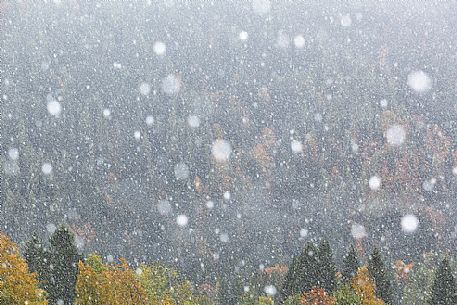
48 226 80 305
316 240 337 293
281 255 299 301
430 258 457 305
281 242 319 301
342 245 359 283
368 248 394 305
24 234 50 291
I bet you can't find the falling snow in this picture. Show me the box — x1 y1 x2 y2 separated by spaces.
1 2 455 304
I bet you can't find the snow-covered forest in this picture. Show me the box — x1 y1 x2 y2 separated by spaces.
1 0 457 304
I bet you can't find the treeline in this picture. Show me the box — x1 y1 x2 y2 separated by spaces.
0 228 212 305
1 228 457 305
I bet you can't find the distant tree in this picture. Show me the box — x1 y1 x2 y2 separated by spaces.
403 256 434 305
283 294 301 305
282 242 319 301
333 284 362 305
297 242 319 293
316 240 337 293
282 255 300 300
430 258 457 305
300 287 336 305
74 254 149 305
24 234 50 291
351 266 386 305
342 245 359 283
368 248 394 304
0 231 48 304
48 226 80 305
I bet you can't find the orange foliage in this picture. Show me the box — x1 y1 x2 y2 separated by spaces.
394 260 413 282
300 287 336 305
351 267 386 305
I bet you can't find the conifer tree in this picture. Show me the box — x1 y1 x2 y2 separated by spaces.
342 244 359 283
48 226 80 305
25 234 50 291
430 258 457 305
281 255 299 301
316 240 337 293
296 242 318 294
281 242 319 301
368 248 394 305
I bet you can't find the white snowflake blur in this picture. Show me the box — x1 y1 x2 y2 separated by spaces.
401 215 419 233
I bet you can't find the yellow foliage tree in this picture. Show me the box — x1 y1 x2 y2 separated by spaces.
136 263 207 305
351 267 386 305
74 254 149 305
0 231 48 305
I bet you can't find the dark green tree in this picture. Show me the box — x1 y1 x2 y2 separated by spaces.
296 242 318 294
48 226 81 305
316 240 337 293
430 258 457 305
281 255 299 301
24 233 50 291
368 247 394 305
342 244 359 283
281 242 319 301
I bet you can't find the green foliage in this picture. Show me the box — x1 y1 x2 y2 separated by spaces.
282 240 337 301
403 257 434 305
240 293 274 305
282 294 301 305
281 242 318 300
85 253 107 273
368 248 393 304
48 226 80 305
217 276 243 305
342 245 359 283
317 240 337 293
136 263 208 305
333 284 362 305
430 258 457 305
24 234 51 292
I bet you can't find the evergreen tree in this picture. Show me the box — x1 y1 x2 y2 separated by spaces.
24 233 51 291
281 242 319 302
368 248 394 305
342 244 359 283
48 226 80 305
316 240 337 293
296 242 318 294
430 258 457 305
281 255 299 301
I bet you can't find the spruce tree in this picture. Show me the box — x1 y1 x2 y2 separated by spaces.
281 242 318 301
430 258 457 305
342 244 359 283
368 247 394 305
316 240 336 293
295 241 318 294
281 255 299 300
24 233 51 291
48 226 81 305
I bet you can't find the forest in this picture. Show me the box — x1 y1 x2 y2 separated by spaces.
2 227 457 304
1 0 457 304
